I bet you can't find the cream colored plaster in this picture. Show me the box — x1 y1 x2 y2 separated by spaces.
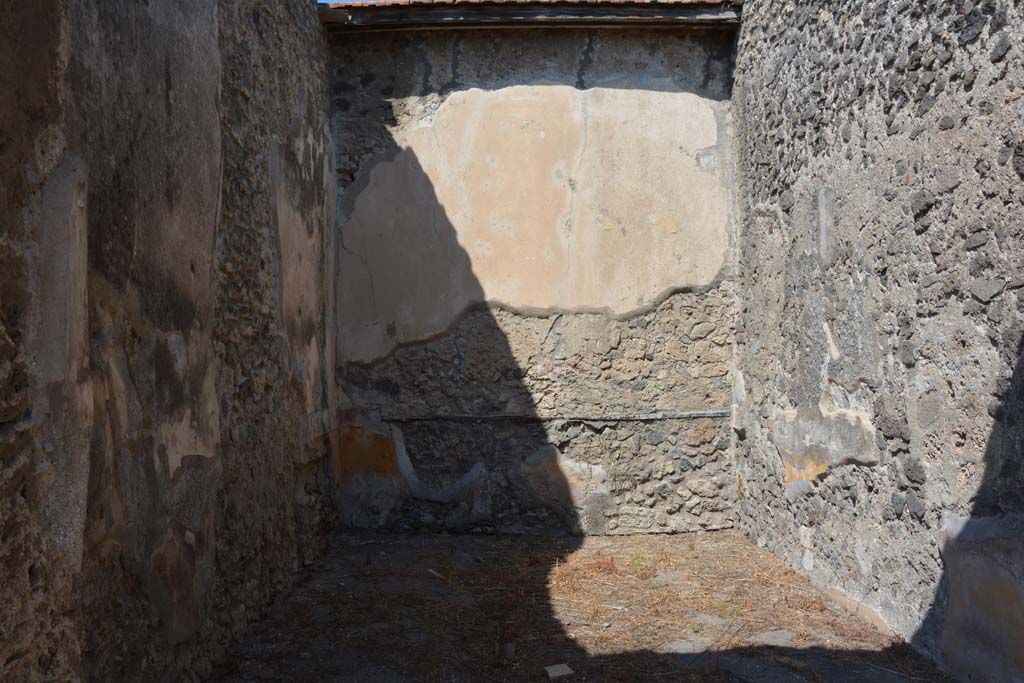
272 127 337 432
339 85 730 362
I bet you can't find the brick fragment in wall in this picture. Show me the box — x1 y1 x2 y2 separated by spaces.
733 1 1024 677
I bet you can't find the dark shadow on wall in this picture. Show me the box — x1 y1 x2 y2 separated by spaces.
329 105 583 535
910 336 1024 681
323 88 593 675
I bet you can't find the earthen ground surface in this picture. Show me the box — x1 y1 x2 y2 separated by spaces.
211 531 949 682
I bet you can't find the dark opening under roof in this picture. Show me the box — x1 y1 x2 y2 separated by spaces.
318 0 741 32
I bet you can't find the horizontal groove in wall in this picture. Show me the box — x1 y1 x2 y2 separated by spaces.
382 409 730 423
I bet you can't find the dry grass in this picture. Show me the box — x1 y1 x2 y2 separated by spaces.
545 533 886 654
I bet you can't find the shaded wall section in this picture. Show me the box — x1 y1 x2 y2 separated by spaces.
0 3 88 679
1 2 337 680
733 1 1024 680
329 29 738 534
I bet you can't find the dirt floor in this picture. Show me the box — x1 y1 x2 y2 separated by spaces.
210 531 950 682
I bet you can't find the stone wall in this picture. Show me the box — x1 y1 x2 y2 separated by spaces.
338 291 734 534
10 2 1023 679
0 2 336 680
1 3 87 679
328 29 738 534
733 2 1024 680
